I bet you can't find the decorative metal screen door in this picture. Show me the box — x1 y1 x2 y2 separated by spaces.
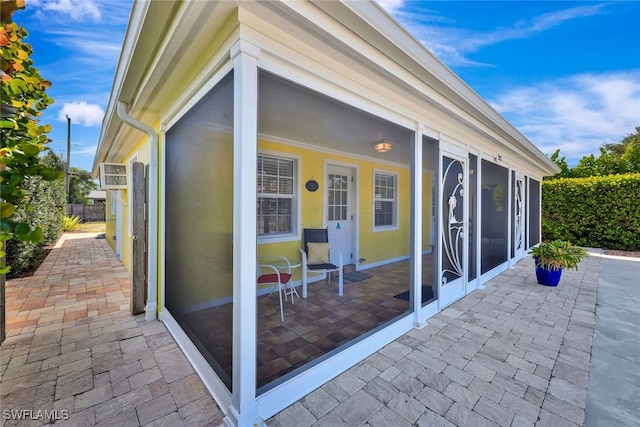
439 150 468 308
513 173 525 261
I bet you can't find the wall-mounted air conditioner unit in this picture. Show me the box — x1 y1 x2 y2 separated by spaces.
99 163 128 189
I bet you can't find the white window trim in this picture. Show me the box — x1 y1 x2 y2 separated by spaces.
257 150 301 244
372 169 399 232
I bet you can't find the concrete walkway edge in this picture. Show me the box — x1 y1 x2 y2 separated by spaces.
585 254 640 427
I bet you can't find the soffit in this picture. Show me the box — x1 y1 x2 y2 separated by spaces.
118 2 182 104
130 1 239 117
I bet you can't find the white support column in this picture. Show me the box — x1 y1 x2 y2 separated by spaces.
225 39 262 427
412 125 426 329
476 153 485 289
436 144 443 311
538 179 542 246
507 167 513 267
525 176 530 250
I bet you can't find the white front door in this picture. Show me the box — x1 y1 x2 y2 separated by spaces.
438 149 468 308
513 173 526 261
326 165 355 266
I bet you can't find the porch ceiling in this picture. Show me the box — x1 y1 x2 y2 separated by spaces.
258 72 414 165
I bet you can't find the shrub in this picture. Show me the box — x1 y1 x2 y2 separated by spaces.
63 216 82 231
542 174 640 251
5 153 66 276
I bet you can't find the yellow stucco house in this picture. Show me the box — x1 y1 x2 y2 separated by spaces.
93 1 559 426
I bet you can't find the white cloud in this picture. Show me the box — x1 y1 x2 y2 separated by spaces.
490 71 640 164
529 6 604 32
72 144 98 155
47 31 122 64
375 0 405 15
58 102 104 127
382 3 606 67
33 0 102 22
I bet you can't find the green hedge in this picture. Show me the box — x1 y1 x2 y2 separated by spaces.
6 153 66 276
542 174 640 251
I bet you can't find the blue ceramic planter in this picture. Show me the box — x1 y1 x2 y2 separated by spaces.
535 265 562 286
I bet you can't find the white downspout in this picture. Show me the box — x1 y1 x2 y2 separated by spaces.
116 101 158 321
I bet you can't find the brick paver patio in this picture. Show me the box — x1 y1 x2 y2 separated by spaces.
2 232 603 426
1 233 224 426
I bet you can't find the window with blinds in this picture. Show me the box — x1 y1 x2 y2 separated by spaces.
257 154 296 236
374 171 397 229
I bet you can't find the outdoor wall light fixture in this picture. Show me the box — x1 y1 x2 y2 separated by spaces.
373 139 393 153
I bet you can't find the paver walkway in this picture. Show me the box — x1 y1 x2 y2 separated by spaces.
269 252 603 427
2 232 631 426
1 233 224 426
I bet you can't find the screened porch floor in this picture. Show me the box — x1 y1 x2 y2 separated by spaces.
181 253 436 389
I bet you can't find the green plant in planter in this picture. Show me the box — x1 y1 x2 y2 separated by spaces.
528 240 588 271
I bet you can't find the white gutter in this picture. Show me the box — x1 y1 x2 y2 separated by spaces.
116 101 158 321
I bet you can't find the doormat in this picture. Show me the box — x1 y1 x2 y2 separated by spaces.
393 285 435 303
343 271 372 284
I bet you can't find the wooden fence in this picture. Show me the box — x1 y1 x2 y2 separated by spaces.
66 204 106 222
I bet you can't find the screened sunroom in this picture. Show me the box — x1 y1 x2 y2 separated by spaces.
164 69 438 394
94 1 558 426
160 63 547 424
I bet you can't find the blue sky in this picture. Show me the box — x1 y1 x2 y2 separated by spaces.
13 0 640 171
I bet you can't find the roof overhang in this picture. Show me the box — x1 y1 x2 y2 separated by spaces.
93 0 559 176
93 0 175 174
314 0 559 174
93 0 233 174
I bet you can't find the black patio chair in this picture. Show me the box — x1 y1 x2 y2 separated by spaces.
299 228 344 298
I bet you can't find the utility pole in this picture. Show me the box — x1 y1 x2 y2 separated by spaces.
65 115 71 203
